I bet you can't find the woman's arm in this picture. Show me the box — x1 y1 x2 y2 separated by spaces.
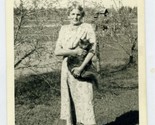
79 24 97 70
79 52 95 70
54 46 86 57
54 47 76 56
72 42 96 77
71 51 95 77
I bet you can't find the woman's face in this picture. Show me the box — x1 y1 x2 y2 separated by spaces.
69 8 83 25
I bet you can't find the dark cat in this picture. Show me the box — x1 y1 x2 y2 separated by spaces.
67 38 98 88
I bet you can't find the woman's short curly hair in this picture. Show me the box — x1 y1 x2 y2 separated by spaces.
67 1 85 17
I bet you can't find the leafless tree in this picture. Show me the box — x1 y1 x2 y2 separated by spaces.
14 0 64 77
91 0 137 72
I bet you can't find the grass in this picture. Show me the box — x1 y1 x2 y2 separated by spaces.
15 64 138 125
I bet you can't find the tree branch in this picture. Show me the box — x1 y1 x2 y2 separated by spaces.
14 48 36 68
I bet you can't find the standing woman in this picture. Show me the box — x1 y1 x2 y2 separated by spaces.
54 2 97 125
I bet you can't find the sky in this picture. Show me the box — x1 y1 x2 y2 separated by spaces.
14 0 137 9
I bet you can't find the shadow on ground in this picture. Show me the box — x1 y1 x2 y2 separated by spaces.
15 70 61 105
104 110 139 125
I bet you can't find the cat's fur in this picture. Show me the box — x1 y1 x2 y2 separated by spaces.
67 38 98 88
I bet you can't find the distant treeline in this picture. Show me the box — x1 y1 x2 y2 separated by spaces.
14 6 137 23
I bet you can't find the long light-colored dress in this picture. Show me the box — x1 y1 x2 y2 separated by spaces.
55 23 97 125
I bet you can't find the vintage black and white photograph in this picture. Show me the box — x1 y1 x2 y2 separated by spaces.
8 0 145 125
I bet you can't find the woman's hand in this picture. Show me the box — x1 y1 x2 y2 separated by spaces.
74 47 87 56
71 67 83 78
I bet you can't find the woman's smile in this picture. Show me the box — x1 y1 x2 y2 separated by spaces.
69 9 83 25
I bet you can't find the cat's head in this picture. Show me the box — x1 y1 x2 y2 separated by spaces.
79 38 92 49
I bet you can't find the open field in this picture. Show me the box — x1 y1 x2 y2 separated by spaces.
15 66 138 125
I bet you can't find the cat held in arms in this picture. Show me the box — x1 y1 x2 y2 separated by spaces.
67 38 98 88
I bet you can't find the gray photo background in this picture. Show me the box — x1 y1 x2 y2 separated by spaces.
14 0 138 125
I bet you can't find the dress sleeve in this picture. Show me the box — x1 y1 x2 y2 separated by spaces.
86 24 97 54
55 26 64 51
